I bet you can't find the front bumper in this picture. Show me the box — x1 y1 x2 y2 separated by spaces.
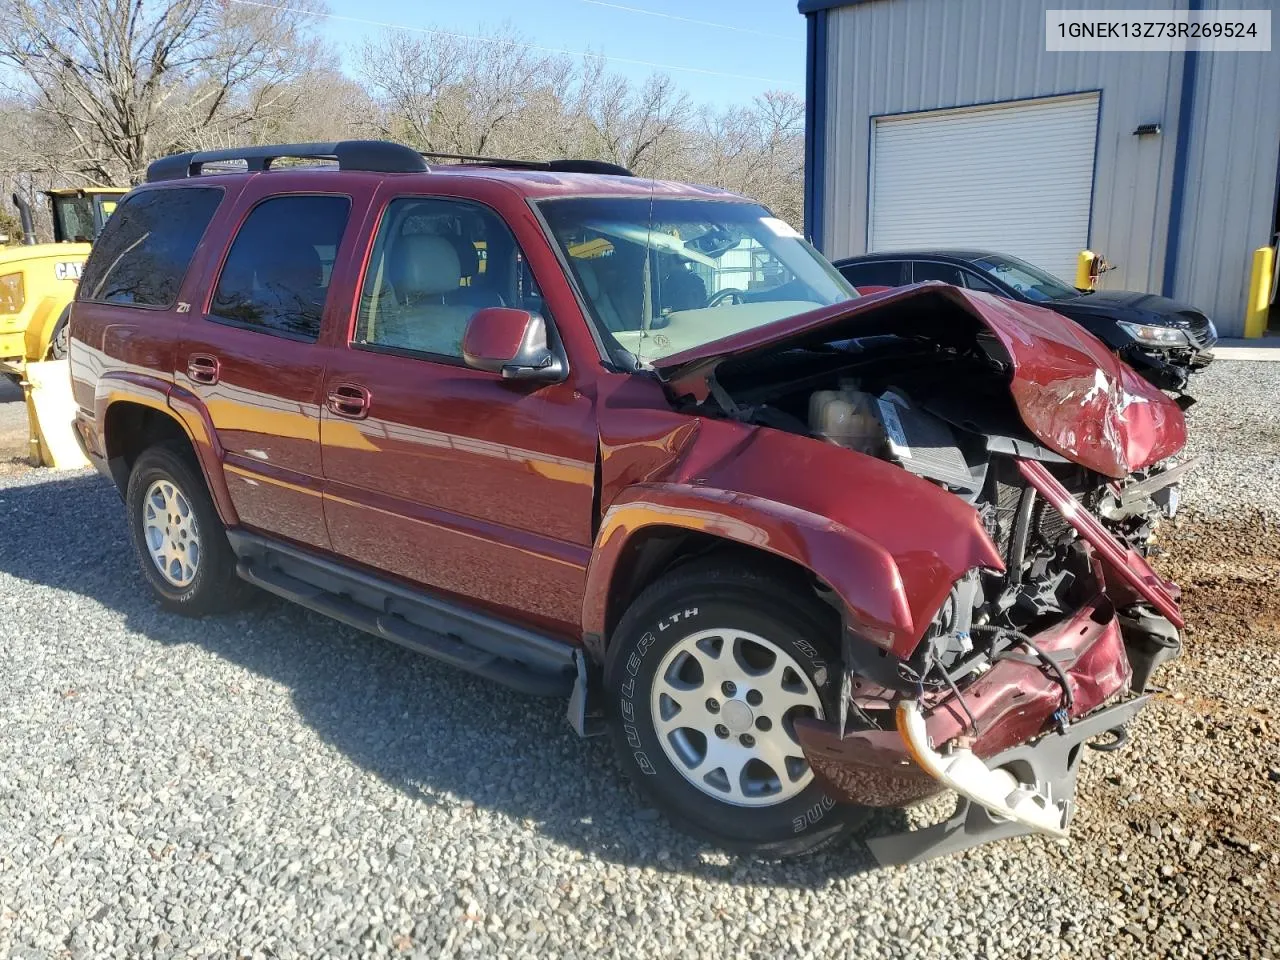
795 459 1183 861
1123 341 1214 392
795 592 1134 809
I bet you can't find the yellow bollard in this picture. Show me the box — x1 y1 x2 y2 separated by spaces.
1075 250 1096 291
1243 245 1275 339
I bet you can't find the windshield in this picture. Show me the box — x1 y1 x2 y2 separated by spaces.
539 197 855 364
971 254 1079 302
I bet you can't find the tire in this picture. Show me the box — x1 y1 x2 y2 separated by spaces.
47 308 70 360
604 562 867 857
125 444 251 616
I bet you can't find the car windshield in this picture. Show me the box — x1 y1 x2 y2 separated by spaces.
971 254 1080 302
538 197 855 365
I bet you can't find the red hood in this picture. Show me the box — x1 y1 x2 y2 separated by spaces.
654 283 1186 478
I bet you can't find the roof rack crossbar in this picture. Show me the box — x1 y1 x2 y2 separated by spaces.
146 140 430 182
420 152 634 177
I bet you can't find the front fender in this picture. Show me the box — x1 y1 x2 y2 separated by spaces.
590 397 1005 659
583 482 914 650
23 295 70 360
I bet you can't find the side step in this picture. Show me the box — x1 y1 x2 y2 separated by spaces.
228 530 576 698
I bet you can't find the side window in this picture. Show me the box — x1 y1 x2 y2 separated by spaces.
911 261 965 285
960 269 1001 294
79 187 224 307
355 198 542 359
838 260 906 289
209 195 351 342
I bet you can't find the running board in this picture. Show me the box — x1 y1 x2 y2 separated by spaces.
227 530 576 698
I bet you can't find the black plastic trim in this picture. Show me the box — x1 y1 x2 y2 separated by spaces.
227 530 576 697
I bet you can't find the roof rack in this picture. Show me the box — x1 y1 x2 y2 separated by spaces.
420 152 634 177
144 140 635 183
145 140 430 182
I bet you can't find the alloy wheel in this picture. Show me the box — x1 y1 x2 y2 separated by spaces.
142 479 202 587
649 628 824 807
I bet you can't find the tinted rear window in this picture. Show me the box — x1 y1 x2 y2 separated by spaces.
79 188 224 307
911 261 965 285
209 195 351 342
838 260 906 288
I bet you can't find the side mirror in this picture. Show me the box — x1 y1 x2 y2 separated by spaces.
462 307 566 382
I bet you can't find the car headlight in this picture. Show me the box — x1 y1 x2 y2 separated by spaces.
0 272 24 315
1116 320 1189 346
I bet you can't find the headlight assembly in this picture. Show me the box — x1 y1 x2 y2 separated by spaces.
1116 320 1189 346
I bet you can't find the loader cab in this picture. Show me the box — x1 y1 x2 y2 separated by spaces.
46 189 123 243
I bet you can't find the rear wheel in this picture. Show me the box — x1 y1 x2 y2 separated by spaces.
125 444 251 615
605 563 865 857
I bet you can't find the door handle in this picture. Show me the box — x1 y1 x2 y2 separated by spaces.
327 383 371 419
188 354 220 385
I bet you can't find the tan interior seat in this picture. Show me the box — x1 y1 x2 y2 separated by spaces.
375 234 475 356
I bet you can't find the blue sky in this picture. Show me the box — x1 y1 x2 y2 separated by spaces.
316 0 808 107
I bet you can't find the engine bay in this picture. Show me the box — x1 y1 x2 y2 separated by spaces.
695 333 1185 714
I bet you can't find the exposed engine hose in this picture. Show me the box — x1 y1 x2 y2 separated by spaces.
970 624 1075 716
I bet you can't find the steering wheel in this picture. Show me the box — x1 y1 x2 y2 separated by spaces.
708 288 747 307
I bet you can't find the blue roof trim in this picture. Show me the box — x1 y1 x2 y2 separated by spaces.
798 0 881 13
803 10 829 251
1161 0 1204 298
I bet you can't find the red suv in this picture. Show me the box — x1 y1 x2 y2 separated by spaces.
70 141 1189 863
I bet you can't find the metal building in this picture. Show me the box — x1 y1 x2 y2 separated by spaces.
800 0 1280 336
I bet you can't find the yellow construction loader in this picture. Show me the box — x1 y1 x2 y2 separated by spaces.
1 187 125 466
1 187 124 366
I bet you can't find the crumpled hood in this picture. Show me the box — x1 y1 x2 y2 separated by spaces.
655 283 1186 478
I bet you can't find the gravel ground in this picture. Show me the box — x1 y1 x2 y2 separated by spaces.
1 361 1277 959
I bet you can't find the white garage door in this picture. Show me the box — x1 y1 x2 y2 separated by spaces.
870 94 1100 282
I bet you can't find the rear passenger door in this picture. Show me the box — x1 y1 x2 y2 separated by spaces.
176 187 357 550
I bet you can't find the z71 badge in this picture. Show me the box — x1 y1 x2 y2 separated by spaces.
54 261 84 281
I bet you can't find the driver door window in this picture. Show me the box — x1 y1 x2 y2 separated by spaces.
355 197 542 359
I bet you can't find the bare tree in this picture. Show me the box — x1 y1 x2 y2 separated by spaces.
359 24 563 158
0 0 326 184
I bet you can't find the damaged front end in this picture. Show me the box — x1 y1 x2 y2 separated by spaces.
653 283 1190 862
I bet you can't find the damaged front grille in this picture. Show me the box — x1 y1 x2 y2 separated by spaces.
1178 311 1213 347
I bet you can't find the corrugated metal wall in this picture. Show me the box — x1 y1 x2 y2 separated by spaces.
1173 5 1280 334
822 0 1188 299
817 0 1280 333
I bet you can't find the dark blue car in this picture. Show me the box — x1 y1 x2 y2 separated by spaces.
834 249 1216 394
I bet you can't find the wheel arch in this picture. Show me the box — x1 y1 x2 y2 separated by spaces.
581 484 917 664
99 389 238 526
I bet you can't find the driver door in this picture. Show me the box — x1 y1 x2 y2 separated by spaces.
319 194 597 638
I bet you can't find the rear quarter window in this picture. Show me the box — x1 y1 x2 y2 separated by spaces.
78 187 224 307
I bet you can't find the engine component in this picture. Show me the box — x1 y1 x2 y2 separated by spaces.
874 393 985 495
808 383 883 455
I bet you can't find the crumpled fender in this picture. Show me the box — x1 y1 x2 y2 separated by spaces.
585 389 1004 658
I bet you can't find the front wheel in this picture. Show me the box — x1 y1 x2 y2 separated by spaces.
604 563 865 857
